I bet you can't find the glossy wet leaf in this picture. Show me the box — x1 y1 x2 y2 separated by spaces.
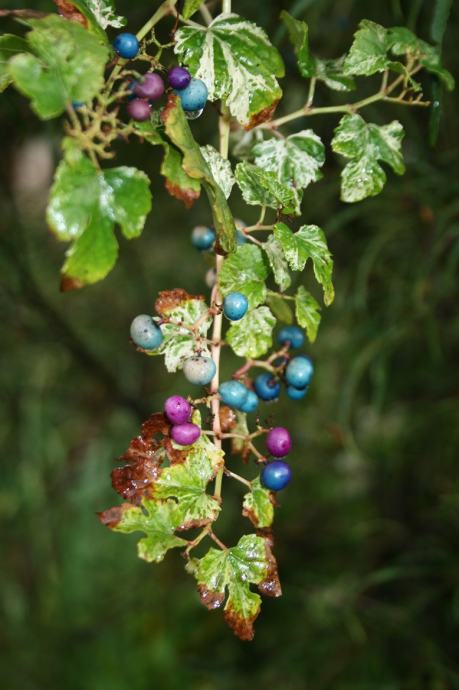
242 477 274 529
331 113 405 203
46 140 152 288
226 306 276 359
220 244 268 309
8 15 109 119
235 162 302 215
264 235 291 292
174 13 284 128
295 286 321 343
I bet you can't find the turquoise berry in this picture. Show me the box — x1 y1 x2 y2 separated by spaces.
130 314 163 350
254 372 280 401
277 326 305 349
219 381 249 410
223 292 248 321
191 225 215 251
239 389 258 414
287 384 309 400
113 33 139 60
176 78 208 112
285 356 314 389
183 356 216 386
261 461 292 491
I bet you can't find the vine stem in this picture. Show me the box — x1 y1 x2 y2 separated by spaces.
136 0 179 41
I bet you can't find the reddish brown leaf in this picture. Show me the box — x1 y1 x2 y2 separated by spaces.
246 100 280 130
224 605 259 641
258 536 282 598
60 275 84 291
163 437 188 465
164 179 200 209
155 288 205 317
98 503 131 529
219 406 237 433
198 585 225 610
53 0 88 27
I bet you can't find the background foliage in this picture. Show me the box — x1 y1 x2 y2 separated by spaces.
1 0 458 688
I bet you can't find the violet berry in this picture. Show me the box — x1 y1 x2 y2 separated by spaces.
168 66 191 90
164 395 191 425
266 427 292 458
171 422 201 446
134 73 165 101
127 98 151 121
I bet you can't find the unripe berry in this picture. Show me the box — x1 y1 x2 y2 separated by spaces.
183 356 216 386
261 460 292 491
191 225 215 251
287 385 309 401
171 422 201 446
176 78 208 112
168 66 191 90
223 292 248 321
239 389 258 414
266 427 292 457
164 395 191 425
285 356 314 389
254 372 280 401
130 314 163 350
277 325 305 350
219 380 249 410
134 73 165 100
127 98 151 121
113 33 139 60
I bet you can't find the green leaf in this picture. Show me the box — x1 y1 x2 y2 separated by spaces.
226 306 276 358
387 27 455 90
189 534 274 640
162 95 236 252
200 145 235 199
343 19 390 76
295 286 321 343
266 293 293 324
46 140 152 288
431 0 453 46
235 162 302 215
155 296 212 372
280 10 315 77
154 431 223 529
80 0 126 29
104 499 187 563
9 16 109 119
0 34 29 93
273 223 334 305
242 478 274 529
174 14 284 128
252 130 325 191
219 244 268 309
331 113 405 203
231 412 250 457
313 57 356 92
264 236 291 292
182 0 204 20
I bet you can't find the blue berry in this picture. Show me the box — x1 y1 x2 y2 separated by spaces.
239 389 258 414
191 225 215 251
261 461 292 491
287 385 309 400
277 325 305 349
130 314 163 350
223 292 248 321
183 356 216 386
72 101 84 109
219 381 249 410
176 78 208 112
254 373 281 401
113 33 140 60
285 356 314 389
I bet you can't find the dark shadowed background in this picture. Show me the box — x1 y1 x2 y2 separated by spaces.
1 1 459 688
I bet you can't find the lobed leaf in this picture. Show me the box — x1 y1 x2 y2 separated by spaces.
226 306 276 359
343 19 391 76
242 477 274 529
235 162 302 216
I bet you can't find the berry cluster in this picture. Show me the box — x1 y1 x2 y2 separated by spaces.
164 395 201 445
113 32 208 122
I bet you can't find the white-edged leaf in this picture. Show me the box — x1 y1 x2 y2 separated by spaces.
200 144 235 199
81 0 126 29
235 162 302 215
264 235 291 292
252 130 325 190
156 298 212 372
226 306 276 358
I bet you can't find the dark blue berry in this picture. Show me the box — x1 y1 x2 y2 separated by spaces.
223 292 248 321
261 461 292 491
277 325 305 349
254 373 280 401
113 33 139 60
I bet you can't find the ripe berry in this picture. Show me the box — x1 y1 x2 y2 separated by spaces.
127 98 151 121
261 461 292 491
191 225 215 250
277 325 305 350
287 385 309 400
183 356 216 386
266 427 292 457
176 78 208 112
164 395 191 425
113 33 139 60
254 372 280 401
285 356 314 389
219 381 249 410
223 292 248 321
130 314 163 350
171 422 201 446
240 389 258 414
134 73 165 101
168 66 191 90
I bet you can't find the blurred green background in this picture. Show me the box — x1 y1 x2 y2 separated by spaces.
1 1 459 688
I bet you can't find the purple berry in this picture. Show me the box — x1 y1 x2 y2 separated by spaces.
127 98 151 121
164 395 191 425
134 73 165 101
168 66 191 90
266 427 292 458
171 422 201 446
